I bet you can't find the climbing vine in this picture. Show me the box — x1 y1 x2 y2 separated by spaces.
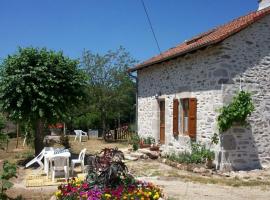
217 91 255 132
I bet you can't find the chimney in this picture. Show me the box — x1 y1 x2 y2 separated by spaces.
258 0 270 10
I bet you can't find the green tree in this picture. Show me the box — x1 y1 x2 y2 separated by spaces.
69 47 136 134
0 47 87 155
0 113 9 151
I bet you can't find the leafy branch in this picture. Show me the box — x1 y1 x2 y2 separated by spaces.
217 91 255 132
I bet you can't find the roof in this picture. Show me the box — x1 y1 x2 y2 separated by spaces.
128 7 270 72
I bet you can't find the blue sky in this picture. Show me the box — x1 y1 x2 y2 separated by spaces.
0 0 257 62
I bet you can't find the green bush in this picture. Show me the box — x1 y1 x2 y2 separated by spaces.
166 142 215 164
218 91 254 132
0 114 6 131
0 114 9 151
0 161 17 199
142 136 155 145
130 133 140 151
0 134 9 151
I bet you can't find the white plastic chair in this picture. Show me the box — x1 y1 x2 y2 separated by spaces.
25 148 45 169
50 156 69 182
74 130 88 142
71 148 87 175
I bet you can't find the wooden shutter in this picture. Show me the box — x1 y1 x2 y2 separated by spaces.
173 99 179 136
188 98 197 139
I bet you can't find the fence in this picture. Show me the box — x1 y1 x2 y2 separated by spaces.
104 125 133 141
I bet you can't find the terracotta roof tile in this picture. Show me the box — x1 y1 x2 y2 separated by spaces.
129 7 270 72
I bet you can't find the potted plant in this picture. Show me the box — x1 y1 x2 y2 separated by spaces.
204 150 215 169
139 137 155 148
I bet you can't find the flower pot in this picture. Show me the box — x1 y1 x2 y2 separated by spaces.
150 146 160 151
205 159 213 169
139 143 151 148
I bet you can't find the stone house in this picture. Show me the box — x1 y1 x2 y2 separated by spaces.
128 1 270 170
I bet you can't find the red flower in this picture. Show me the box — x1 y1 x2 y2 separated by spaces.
48 123 63 129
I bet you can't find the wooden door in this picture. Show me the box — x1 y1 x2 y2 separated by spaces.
159 100 165 144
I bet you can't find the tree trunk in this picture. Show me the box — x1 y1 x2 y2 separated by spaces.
102 115 106 139
34 119 44 156
16 123 19 148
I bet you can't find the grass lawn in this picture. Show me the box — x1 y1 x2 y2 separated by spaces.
68 136 130 154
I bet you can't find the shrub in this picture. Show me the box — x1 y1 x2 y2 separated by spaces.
0 114 9 151
166 142 215 164
142 136 155 145
130 133 140 151
0 161 17 199
0 133 9 151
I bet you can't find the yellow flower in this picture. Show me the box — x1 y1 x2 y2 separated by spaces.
75 177 82 183
55 190 62 197
104 194 111 198
153 193 160 200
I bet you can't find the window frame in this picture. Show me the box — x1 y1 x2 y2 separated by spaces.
178 97 197 139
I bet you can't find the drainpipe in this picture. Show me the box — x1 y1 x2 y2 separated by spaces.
128 72 138 133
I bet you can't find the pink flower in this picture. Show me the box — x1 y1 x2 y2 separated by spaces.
82 182 89 189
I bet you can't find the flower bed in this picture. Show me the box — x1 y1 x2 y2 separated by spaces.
55 177 163 200
54 148 164 200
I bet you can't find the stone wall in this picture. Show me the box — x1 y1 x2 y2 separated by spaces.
219 126 261 171
137 45 224 151
137 14 270 169
219 14 270 168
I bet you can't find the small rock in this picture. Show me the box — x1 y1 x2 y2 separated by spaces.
138 148 152 154
193 167 208 173
176 164 182 169
138 148 159 159
125 155 139 161
141 154 149 159
50 196 56 200
130 152 144 158
223 172 231 177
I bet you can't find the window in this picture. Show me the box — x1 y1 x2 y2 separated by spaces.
172 98 197 139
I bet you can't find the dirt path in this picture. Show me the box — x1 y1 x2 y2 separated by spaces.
126 160 270 200
7 184 57 200
141 176 270 200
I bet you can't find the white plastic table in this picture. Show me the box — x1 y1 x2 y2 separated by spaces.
44 147 71 175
